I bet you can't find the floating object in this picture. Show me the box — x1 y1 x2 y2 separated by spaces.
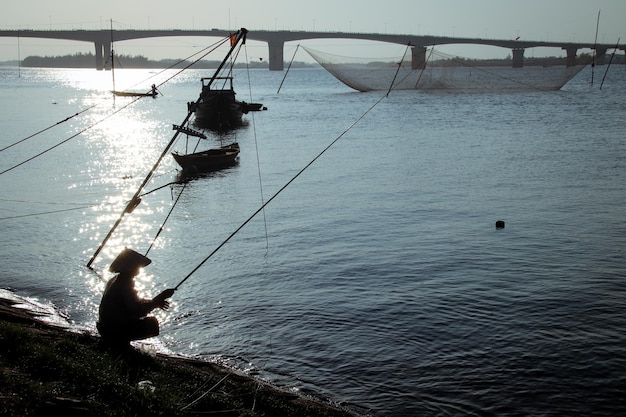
495 220 505 230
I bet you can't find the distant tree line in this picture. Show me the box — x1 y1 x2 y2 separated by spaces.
372 52 624 69
17 51 623 69
18 52 314 69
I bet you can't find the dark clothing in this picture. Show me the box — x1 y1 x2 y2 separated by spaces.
97 273 159 344
97 316 159 345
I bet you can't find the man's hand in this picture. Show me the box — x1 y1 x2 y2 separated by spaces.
153 288 176 310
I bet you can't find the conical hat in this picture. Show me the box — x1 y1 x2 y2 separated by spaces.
109 248 152 273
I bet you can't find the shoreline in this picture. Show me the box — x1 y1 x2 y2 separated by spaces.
0 294 362 416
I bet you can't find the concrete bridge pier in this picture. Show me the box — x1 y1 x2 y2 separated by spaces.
94 41 112 70
411 46 427 69
564 47 578 66
94 41 104 70
103 42 111 70
512 47 524 68
594 48 607 65
268 40 284 71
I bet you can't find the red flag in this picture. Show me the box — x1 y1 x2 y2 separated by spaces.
230 33 237 47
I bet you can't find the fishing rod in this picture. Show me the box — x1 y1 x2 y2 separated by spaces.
591 9 601 85
173 90 390 290
86 113 190 269
600 37 620 90
86 28 249 269
277 44 300 94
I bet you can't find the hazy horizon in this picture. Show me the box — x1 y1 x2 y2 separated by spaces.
0 1 624 62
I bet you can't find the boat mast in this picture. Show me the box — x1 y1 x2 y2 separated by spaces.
110 19 116 92
205 28 248 89
86 28 248 269
86 113 192 269
591 10 600 85
17 31 21 78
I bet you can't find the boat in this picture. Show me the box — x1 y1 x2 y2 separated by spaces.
190 28 265 130
303 46 592 93
190 76 244 129
112 85 158 98
172 142 240 173
87 29 252 269
190 77 266 130
108 20 158 98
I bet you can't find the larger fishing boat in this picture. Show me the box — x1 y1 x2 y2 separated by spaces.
304 46 592 93
190 28 265 130
190 76 264 130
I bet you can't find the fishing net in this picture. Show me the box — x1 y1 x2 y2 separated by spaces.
302 46 589 93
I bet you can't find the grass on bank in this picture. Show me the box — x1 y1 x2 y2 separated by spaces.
0 319 357 417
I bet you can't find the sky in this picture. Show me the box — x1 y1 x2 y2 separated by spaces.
0 0 624 62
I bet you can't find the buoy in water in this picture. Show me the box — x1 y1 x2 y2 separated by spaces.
495 220 505 230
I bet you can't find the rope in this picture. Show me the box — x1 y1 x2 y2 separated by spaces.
0 96 144 176
413 46 436 89
144 180 189 257
277 44 300 94
387 43 412 97
0 105 97 153
145 36 256 258
244 40 270 254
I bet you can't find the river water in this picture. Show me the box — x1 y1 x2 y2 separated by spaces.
1 62 625 416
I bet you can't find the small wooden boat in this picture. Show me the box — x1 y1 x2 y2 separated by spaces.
172 143 240 173
111 89 158 98
112 84 159 98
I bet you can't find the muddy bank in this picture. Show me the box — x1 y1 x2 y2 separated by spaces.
0 295 361 417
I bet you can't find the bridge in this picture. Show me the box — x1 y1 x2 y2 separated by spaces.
0 28 621 70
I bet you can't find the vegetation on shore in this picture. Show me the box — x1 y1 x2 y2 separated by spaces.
0 299 359 417
6 51 621 70
5 52 315 69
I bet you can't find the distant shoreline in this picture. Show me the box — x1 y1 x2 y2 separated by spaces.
0 52 316 69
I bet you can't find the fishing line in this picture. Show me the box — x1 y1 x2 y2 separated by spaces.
0 106 97 153
0 205 92 221
147 37 262 258
386 43 412 97
244 40 270 254
0 95 144 176
277 44 301 94
591 9 601 85
600 38 621 90
144 180 189 257
173 90 390 290
145 33 269 256
413 46 436 89
143 127 207 257
87 29 249 268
